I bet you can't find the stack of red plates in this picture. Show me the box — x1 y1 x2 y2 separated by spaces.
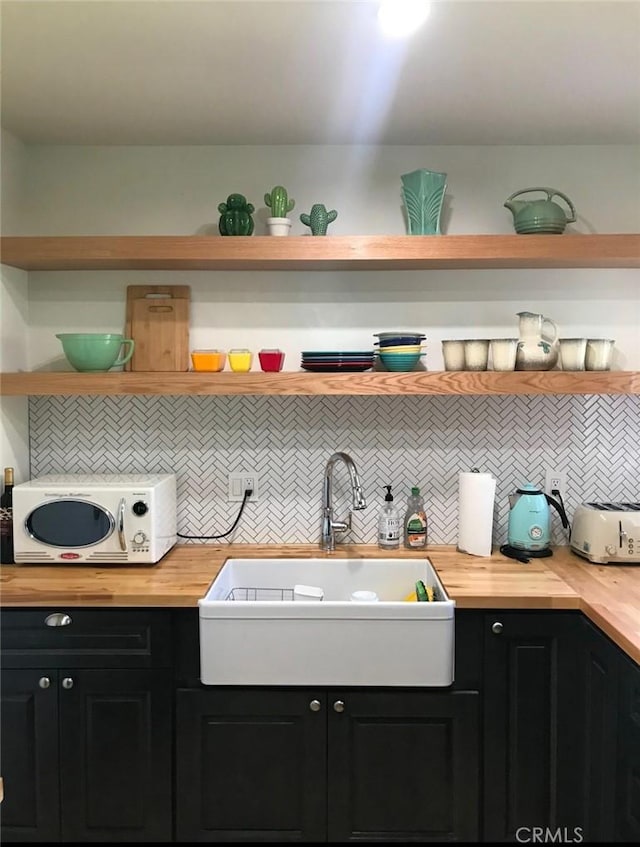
301 351 374 372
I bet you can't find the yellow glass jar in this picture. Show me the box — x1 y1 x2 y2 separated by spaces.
228 348 253 372
191 349 226 372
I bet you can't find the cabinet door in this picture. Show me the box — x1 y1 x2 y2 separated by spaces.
616 656 640 843
327 689 480 842
579 619 620 842
176 688 327 842
0 669 60 842
483 612 583 842
58 669 172 842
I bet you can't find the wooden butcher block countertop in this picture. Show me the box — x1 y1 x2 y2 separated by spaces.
1 545 638 663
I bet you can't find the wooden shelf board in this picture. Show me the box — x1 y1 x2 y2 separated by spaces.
2 371 638 397
2 234 639 271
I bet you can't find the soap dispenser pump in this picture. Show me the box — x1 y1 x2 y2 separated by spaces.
378 485 400 550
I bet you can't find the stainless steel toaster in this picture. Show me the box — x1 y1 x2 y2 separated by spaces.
571 502 640 564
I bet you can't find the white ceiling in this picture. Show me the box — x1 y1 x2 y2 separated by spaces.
1 0 639 146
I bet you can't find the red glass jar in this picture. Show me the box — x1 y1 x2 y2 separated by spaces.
258 349 285 372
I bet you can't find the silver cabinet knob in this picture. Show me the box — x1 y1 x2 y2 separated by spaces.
61 677 74 689
309 699 321 712
491 621 504 635
45 613 72 627
38 676 51 689
333 700 345 713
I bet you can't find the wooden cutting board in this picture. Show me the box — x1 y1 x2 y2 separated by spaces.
124 285 190 371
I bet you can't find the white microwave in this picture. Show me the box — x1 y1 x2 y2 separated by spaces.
13 474 177 564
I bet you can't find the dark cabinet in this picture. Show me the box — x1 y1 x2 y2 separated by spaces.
616 653 640 842
578 618 621 842
59 669 172 842
3 604 639 843
176 687 480 842
575 618 640 844
1 670 60 842
176 688 327 842
327 688 479 842
483 611 584 842
0 610 173 843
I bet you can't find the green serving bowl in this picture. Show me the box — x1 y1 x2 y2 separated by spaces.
378 351 425 372
56 333 135 372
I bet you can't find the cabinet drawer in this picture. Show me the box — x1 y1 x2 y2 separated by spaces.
0 608 173 668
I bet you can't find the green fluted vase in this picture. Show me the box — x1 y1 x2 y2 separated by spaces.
401 169 447 235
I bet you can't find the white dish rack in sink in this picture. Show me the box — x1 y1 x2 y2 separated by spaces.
224 586 298 601
198 557 455 687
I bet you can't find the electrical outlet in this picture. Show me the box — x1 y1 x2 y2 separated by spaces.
545 469 566 500
228 472 260 502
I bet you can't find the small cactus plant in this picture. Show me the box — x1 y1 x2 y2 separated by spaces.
264 185 295 218
299 204 338 236
218 193 255 236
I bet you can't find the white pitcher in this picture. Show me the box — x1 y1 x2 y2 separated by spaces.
515 311 559 370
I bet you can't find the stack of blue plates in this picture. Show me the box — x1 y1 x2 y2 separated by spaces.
301 351 374 372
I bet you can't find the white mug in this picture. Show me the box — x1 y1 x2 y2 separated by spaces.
464 339 489 371
490 338 518 371
442 340 466 371
585 338 615 371
559 338 587 371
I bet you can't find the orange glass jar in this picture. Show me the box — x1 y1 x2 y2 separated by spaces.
190 349 226 372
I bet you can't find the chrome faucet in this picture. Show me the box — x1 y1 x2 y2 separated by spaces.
320 452 367 552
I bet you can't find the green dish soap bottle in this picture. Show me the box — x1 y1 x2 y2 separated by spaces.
378 485 400 550
404 486 427 549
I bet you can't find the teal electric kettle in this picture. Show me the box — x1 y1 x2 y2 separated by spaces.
505 483 570 558
504 187 577 234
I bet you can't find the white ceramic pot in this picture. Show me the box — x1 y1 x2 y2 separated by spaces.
266 216 292 236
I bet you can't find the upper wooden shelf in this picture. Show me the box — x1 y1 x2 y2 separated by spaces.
2 371 638 397
1 234 639 271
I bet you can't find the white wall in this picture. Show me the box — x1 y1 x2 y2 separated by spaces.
19 144 640 235
0 129 29 481
18 143 640 371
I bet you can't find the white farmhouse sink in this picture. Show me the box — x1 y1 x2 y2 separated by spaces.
198 558 455 687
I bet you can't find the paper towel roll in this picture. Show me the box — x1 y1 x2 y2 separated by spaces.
457 470 496 557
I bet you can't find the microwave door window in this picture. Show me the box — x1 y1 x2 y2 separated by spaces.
26 500 115 548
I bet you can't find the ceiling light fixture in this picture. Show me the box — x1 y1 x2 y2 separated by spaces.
378 1 431 38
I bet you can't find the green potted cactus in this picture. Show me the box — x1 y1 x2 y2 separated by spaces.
264 185 295 236
299 203 338 236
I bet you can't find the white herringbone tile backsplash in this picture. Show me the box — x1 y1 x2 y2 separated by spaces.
29 395 640 547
